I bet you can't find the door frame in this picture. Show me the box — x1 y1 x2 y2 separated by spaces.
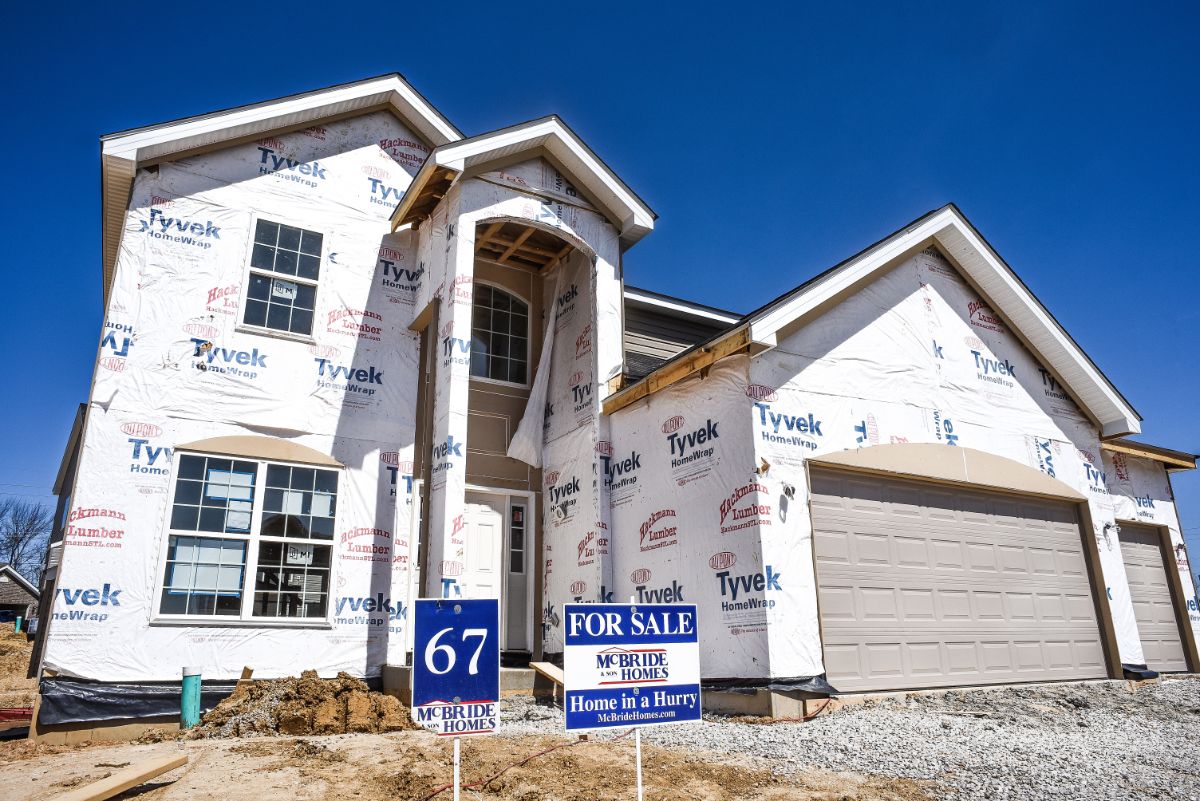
465 483 537 653
1115 519 1200 672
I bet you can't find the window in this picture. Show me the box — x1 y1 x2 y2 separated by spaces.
509 504 526 574
243 219 322 336
470 284 528 383
159 453 338 621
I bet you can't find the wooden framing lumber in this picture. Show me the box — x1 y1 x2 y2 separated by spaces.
603 326 751 416
53 754 188 801
529 661 564 686
1100 439 1196 471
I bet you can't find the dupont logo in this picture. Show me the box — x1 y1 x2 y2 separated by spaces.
964 335 985 350
545 471 560 487
380 451 400 466
709 551 737 570
662 415 686 434
121 422 162 438
630 568 652 584
100 322 133 371
99 357 126 372
307 343 341 359
440 561 464 577
570 580 587 596
570 370 585 386
183 323 219 340
596 440 613 457
745 385 778 402
362 164 391 180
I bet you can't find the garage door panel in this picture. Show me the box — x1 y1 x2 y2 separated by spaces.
812 469 1107 692
1118 523 1188 672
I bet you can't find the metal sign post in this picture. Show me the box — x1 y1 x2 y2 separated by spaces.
562 602 701 800
412 598 500 800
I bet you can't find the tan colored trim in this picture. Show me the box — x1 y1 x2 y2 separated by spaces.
602 326 750 415
1077 502 1124 678
174 436 341 467
807 444 1088 502
1101 440 1196 471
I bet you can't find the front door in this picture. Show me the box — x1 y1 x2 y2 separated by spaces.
463 491 530 652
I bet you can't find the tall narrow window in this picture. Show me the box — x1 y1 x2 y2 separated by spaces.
159 453 338 621
470 284 528 383
243 219 322 336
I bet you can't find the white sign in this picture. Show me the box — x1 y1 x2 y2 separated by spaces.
562 603 701 730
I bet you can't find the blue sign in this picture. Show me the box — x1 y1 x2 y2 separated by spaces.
563 603 702 731
411 598 500 736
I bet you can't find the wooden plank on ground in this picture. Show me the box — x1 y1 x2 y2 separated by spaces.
529 661 564 686
53 754 188 801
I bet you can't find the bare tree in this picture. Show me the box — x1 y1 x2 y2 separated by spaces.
0 498 53 584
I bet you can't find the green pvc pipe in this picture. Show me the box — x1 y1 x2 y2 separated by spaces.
181 667 202 729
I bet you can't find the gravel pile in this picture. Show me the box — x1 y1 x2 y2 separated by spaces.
499 677 1200 800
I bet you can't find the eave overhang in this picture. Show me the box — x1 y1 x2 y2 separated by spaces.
1101 438 1196 471
391 116 656 251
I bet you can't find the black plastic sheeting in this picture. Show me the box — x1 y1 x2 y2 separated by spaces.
38 678 239 726
702 673 838 696
38 675 386 726
1122 663 1160 681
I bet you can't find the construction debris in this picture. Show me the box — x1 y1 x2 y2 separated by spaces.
191 671 417 738
51 753 187 801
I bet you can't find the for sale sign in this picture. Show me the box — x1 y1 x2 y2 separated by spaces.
563 603 701 731
411 598 499 736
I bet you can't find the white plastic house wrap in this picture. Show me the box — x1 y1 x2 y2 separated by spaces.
51 113 429 680
607 247 1194 682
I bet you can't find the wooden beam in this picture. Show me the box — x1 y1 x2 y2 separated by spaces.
529 661 564 686
475 222 504 253
497 227 535 264
1100 440 1196 471
53 754 188 801
603 327 751 416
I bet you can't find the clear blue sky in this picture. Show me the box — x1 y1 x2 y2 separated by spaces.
2 3 1197 571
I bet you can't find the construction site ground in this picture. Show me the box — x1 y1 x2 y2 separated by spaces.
1 674 1196 800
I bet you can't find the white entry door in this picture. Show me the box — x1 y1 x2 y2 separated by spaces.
463 493 504 603
463 491 531 652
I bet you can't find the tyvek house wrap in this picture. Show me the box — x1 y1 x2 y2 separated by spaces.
408 156 623 654
51 112 428 680
608 247 1160 682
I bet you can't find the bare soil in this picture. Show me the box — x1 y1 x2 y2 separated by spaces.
0 730 933 800
0 629 36 708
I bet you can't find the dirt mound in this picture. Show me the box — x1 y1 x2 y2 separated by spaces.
0 629 36 708
193 671 418 737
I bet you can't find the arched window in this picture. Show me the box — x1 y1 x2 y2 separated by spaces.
470 284 529 384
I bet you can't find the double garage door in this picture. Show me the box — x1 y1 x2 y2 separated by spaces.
811 469 1108 692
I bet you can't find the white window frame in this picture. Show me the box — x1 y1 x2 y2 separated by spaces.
234 214 324 344
468 279 532 389
150 450 342 628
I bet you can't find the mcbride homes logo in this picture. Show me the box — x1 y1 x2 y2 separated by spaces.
639 509 678 552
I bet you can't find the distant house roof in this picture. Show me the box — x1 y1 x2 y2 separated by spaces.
0 565 38 602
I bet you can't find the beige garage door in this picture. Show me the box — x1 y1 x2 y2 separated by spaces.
1118 523 1188 672
811 469 1108 692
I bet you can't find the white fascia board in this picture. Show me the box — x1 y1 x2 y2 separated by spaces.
434 118 655 242
102 76 459 164
623 289 741 324
747 207 1140 437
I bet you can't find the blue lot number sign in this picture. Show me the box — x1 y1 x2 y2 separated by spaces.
412 598 500 736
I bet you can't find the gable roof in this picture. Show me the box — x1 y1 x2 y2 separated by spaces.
100 73 462 305
391 116 656 250
0 565 38 598
605 204 1143 439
